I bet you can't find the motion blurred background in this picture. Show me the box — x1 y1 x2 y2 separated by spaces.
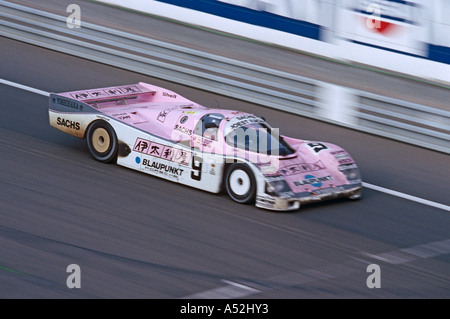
0 0 449 299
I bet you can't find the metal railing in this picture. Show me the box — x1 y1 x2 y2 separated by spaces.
1 1 448 154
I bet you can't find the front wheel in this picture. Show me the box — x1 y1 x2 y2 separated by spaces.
225 163 256 204
86 120 118 163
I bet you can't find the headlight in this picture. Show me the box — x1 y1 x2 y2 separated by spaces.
346 170 358 180
265 176 291 195
272 181 286 192
265 181 287 195
266 183 276 194
339 164 361 182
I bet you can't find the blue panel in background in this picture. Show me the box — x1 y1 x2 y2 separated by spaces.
155 0 322 41
428 44 450 65
155 0 450 66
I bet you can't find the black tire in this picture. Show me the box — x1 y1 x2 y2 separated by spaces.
225 163 256 204
86 120 118 163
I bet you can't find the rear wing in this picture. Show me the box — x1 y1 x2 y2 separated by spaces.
60 83 156 104
49 82 157 113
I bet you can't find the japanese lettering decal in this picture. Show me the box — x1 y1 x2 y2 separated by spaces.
133 138 192 166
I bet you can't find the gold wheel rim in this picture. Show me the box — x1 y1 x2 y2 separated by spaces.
92 128 110 153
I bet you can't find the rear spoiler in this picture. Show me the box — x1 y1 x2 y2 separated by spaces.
61 82 155 104
49 82 156 113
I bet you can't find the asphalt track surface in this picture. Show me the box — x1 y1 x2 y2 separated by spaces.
0 2 450 299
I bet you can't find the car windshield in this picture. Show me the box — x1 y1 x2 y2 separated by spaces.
225 122 295 156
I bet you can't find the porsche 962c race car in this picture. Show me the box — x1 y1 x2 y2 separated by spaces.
49 82 362 211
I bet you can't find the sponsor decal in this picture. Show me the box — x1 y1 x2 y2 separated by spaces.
56 117 80 130
266 175 285 183
339 163 358 171
69 85 142 100
180 116 188 124
157 110 169 123
203 138 213 146
338 158 354 164
293 175 333 187
70 92 90 100
162 92 177 98
157 107 178 123
279 161 325 176
174 125 193 136
133 138 192 166
117 86 142 94
192 136 214 148
172 149 192 166
141 158 184 178
157 104 196 123
112 113 131 120
148 142 164 158
335 153 349 160
134 138 151 153
330 150 346 155
160 145 175 161
331 150 353 164
229 115 265 130
183 110 199 115
56 97 84 111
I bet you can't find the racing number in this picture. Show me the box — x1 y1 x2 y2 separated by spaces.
191 155 202 181
308 142 328 153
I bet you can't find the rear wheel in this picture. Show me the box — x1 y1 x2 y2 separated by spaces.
86 120 118 163
225 163 256 204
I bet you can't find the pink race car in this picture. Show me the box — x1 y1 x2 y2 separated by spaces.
49 82 362 211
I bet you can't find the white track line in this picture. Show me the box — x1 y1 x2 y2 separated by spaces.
184 238 450 298
0 78 49 96
180 280 260 299
1 78 449 212
363 182 450 212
